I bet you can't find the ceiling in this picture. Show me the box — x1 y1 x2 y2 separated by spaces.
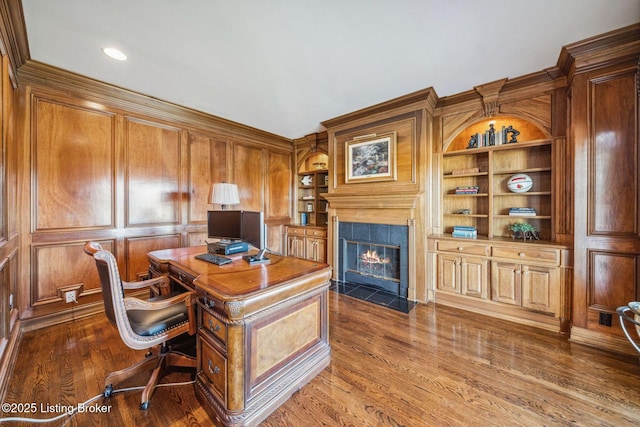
20 0 640 140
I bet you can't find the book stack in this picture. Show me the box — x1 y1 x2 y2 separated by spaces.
452 226 477 238
455 186 479 194
508 207 537 216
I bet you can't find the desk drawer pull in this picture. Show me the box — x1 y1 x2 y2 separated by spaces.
208 359 220 375
203 296 215 308
519 252 525 257
208 319 221 333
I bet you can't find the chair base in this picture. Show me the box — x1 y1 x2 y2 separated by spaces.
104 339 196 409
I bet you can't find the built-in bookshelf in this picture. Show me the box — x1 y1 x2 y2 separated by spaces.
442 139 553 240
297 169 329 226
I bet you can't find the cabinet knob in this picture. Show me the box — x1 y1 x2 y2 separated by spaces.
208 359 220 375
457 247 463 251
518 252 525 257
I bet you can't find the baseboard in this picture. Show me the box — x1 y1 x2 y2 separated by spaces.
0 318 22 403
570 326 638 357
434 292 562 333
20 301 105 333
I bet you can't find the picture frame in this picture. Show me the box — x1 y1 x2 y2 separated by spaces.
345 132 397 183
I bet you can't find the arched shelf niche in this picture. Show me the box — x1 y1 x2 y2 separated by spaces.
298 151 329 173
445 115 549 152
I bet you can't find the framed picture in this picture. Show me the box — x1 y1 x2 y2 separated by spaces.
345 132 397 183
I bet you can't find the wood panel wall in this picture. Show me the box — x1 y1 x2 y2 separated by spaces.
0 51 20 400
14 62 294 325
569 56 640 352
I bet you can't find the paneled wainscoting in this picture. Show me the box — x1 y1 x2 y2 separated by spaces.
3 292 639 426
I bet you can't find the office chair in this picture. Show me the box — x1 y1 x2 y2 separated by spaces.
84 241 197 409
617 301 640 358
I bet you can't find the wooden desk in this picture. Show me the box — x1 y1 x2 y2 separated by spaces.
148 246 332 426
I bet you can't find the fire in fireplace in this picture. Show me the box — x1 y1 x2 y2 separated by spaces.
349 242 400 284
338 222 408 298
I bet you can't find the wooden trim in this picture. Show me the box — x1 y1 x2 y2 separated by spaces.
322 87 437 130
0 0 29 88
17 61 293 150
0 317 20 403
322 192 418 210
570 325 638 357
557 22 640 77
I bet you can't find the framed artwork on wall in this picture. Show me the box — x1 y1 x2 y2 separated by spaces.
345 132 397 183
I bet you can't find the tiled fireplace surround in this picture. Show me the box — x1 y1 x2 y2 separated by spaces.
324 190 421 312
332 221 415 312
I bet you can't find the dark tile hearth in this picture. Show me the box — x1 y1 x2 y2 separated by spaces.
330 280 416 313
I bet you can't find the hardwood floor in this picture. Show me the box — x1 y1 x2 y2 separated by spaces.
2 291 639 426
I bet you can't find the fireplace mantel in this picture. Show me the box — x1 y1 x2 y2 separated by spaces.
322 192 419 210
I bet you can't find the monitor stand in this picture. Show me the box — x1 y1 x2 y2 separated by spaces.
243 249 271 265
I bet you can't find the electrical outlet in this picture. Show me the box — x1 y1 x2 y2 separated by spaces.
65 290 77 303
598 312 612 327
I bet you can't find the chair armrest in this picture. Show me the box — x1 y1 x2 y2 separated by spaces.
617 305 640 327
122 275 171 296
124 291 196 311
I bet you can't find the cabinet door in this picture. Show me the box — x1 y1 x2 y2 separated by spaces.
305 238 326 262
437 254 460 294
287 235 305 258
461 256 488 299
521 265 559 314
491 261 521 305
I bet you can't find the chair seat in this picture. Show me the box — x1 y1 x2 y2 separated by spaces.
127 292 190 337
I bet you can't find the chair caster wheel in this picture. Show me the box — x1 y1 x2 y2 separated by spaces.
103 385 113 398
140 401 150 410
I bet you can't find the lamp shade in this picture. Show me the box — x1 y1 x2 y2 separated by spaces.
210 183 240 208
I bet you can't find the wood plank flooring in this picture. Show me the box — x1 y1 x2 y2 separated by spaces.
2 291 640 426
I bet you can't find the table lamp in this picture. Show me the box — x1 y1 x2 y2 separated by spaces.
210 183 240 210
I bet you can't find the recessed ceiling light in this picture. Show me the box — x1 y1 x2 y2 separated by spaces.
102 47 127 61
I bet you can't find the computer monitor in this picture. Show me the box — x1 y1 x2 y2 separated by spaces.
241 211 265 249
207 210 242 241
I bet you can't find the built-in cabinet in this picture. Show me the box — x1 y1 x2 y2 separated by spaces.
432 103 571 331
285 225 327 262
433 236 567 330
289 133 329 262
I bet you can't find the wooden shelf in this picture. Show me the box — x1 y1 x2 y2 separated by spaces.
297 169 328 227
441 138 553 239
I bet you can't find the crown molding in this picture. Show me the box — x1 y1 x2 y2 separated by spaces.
557 22 640 77
17 60 293 149
0 0 30 88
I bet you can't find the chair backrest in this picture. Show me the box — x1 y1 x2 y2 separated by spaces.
84 241 143 348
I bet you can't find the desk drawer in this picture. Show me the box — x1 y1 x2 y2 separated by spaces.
201 310 227 344
199 337 227 403
169 265 196 289
437 241 489 256
491 246 559 264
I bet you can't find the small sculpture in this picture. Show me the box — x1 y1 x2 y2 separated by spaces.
505 125 520 143
467 134 479 149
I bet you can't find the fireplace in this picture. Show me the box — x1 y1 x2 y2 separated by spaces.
338 222 409 298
